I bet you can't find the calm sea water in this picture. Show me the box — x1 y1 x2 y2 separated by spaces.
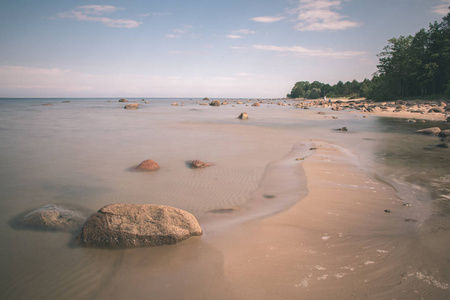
0 98 449 299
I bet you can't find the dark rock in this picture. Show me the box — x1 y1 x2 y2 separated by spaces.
135 159 160 171
428 107 443 113
208 208 239 214
336 127 348 132
118 98 128 102
77 204 202 248
12 204 90 232
438 129 450 138
209 100 221 106
384 209 391 213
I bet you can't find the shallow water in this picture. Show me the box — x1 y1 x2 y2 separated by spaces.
0 98 449 299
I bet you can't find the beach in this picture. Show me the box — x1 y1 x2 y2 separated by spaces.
0 98 449 299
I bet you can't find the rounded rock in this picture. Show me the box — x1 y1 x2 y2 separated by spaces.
77 204 202 248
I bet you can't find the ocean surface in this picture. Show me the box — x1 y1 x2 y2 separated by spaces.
0 97 449 299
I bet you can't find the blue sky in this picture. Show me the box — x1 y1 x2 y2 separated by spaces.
0 0 448 98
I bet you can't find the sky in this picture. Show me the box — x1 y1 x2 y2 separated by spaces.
0 0 449 98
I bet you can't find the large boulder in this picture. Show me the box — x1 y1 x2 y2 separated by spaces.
13 204 90 232
135 159 160 171
77 204 202 248
415 127 441 135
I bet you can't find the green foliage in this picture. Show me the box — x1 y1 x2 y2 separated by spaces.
287 8 450 101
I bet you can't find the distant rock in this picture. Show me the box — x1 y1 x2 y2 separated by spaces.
210 100 221 106
118 98 128 102
428 107 443 113
203 97 210 101
171 103 179 106
187 160 212 168
62 101 71 103
124 103 139 109
238 112 249 120
77 204 202 248
336 127 348 132
252 102 260 107
415 127 441 135
135 159 160 171
12 204 90 232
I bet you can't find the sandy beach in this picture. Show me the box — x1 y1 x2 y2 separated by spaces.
0 98 449 300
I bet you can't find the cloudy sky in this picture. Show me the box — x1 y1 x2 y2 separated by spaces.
0 0 448 98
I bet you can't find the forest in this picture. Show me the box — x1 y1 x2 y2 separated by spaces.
287 8 450 101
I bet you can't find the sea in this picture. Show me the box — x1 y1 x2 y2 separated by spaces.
0 97 449 299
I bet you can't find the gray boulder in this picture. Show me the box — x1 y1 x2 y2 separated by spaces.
15 204 90 232
77 204 202 248
415 127 441 135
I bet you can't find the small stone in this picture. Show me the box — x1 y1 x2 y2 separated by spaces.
118 98 128 102
415 127 441 135
238 112 249 120
187 160 212 168
135 159 160 171
384 209 391 213
209 100 221 106
252 102 260 107
124 103 139 109
295 157 304 161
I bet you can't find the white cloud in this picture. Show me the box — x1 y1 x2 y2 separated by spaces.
57 5 141 28
291 0 361 31
166 25 198 39
432 1 450 15
232 29 256 35
251 16 285 23
253 44 365 59
226 34 242 39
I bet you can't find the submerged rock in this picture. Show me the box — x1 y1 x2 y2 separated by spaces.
77 204 202 248
135 159 160 171
415 127 441 135
438 129 450 138
13 204 90 232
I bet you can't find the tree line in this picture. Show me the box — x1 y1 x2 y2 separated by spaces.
287 8 450 101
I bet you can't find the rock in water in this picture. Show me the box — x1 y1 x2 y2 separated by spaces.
77 204 202 248
118 98 128 102
135 159 160 171
209 100 221 106
124 103 139 109
187 160 212 168
415 127 441 135
17 204 89 232
238 112 249 120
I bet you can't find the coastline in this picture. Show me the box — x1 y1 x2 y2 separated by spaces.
1 98 449 300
